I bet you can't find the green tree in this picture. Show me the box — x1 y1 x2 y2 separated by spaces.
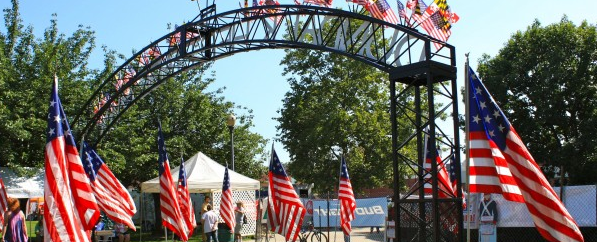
0 0 98 168
0 0 268 185
277 21 422 194
97 68 268 187
477 17 597 185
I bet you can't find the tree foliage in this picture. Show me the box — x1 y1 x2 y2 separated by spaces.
0 0 97 168
477 17 597 185
0 0 268 186
277 19 421 194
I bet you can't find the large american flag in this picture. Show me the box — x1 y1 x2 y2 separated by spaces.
157 123 189 241
467 67 584 242
81 142 137 230
338 156 356 236
177 157 196 238
366 0 399 25
220 167 235 230
423 130 456 198
45 77 100 242
0 174 8 228
267 146 305 242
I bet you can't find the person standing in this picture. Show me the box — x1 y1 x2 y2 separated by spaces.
234 202 246 242
201 196 212 242
202 204 219 242
2 198 28 242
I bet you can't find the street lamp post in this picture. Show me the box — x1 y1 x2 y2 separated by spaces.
227 114 236 171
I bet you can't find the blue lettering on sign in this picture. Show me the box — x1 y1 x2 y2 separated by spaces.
311 197 387 227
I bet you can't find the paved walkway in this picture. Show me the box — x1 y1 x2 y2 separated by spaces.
257 227 386 242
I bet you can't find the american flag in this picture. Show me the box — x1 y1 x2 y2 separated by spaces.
220 167 235 230
338 156 356 236
396 0 408 20
177 157 196 238
304 0 333 7
81 142 137 230
366 0 399 25
423 130 456 198
347 0 369 7
448 151 466 208
267 146 305 242
157 123 189 241
0 174 8 228
45 77 100 242
467 67 584 242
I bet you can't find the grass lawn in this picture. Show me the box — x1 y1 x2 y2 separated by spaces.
23 220 253 242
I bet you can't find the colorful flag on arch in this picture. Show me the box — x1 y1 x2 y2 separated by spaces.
81 142 137 230
304 0 333 7
157 123 189 241
396 0 408 20
467 67 584 242
177 157 196 238
220 167 235 231
338 156 356 236
268 145 306 242
45 76 100 242
366 0 399 25
412 4 451 50
432 0 450 30
347 0 369 7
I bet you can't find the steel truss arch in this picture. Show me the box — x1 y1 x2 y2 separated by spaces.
74 4 454 142
75 5 461 242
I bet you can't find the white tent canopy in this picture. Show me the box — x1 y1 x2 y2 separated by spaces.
0 167 44 198
140 152 260 193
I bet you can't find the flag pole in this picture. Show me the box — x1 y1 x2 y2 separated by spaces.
464 53 471 242
335 154 344 242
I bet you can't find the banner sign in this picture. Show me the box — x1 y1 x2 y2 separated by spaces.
312 197 387 227
472 185 596 227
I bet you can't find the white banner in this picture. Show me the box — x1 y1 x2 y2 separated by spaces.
473 185 596 227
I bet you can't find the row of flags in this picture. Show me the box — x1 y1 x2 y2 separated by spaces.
266 146 356 241
157 123 195 241
27 68 587 242
44 77 136 242
241 0 459 50
29 47 584 242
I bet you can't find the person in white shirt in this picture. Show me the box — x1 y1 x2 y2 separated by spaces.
201 204 219 242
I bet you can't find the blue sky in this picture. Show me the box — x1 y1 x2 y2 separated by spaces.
3 0 597 165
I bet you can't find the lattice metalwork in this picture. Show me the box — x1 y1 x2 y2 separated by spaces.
389 64 462 242
212 190 257 236
73 4 454 143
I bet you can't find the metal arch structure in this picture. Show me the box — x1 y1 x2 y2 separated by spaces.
73 4 461 242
